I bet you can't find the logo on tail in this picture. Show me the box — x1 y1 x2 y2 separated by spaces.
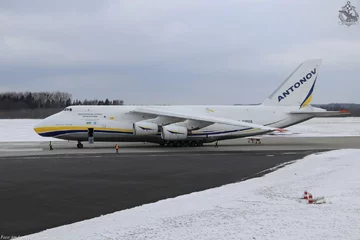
261 59 322 107
278 68 317 102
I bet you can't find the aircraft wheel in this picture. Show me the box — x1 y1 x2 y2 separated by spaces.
77 142 83 148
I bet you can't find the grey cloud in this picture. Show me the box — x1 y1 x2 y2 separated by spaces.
0 0 359 104
0 0 109 14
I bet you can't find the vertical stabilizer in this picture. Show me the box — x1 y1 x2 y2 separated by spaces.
261 59 322 108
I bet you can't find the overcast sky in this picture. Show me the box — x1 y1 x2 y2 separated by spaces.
0 0 359 105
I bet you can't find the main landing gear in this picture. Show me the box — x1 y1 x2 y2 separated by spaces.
160 140 204 147
77 141 84 148
247 138 261 144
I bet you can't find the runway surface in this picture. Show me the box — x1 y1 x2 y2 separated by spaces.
1 136 360 157
1 150 317 237
1 136 360 237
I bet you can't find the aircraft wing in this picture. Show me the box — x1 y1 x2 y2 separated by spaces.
130 107 284 131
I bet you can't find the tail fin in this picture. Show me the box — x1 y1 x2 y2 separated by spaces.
261 59 322 108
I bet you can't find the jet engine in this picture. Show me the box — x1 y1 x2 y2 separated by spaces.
161 125 188 140
133 121 159 135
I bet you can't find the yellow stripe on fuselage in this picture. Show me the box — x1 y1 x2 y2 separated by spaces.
34 126 133 134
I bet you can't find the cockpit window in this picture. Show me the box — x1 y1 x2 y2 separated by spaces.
64 108 72 111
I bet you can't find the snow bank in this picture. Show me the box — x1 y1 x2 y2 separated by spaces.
18 149 360 240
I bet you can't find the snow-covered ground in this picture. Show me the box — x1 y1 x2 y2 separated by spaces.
18 149 360 240
275 117 360 137
0 119 60 142
1 117 360 142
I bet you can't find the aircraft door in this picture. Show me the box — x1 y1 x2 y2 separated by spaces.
88 128 94 144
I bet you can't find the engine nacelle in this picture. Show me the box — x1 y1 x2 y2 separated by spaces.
161 125 188 140
133 122 159 135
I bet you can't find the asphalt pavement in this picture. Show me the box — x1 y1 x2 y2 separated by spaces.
0 150 320 237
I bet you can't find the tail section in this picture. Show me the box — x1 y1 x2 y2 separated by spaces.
262 59 322 108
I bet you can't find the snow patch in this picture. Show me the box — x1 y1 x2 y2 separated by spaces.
284 117 360 137
0 119 61 142
17 149 360 240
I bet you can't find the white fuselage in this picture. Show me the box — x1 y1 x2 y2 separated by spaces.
34 105 316 144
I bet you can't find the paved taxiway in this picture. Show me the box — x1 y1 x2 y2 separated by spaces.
1 136 360 157
1 136 360 237
0 150 318 237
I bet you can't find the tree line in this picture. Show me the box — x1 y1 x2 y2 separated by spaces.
0 91 124 111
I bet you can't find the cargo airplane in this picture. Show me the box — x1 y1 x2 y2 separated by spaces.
34 59 349 148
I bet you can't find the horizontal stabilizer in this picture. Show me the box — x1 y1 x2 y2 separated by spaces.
290 110 350 117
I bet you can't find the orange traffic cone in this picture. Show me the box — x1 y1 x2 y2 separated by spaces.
303 191 308 200
308 193 314 204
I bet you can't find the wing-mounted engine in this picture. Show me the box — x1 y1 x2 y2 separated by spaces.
133 121 159 135
161 125 189 140
160 120 213 140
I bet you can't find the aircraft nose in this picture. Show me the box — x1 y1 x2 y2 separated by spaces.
33 119 46 136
